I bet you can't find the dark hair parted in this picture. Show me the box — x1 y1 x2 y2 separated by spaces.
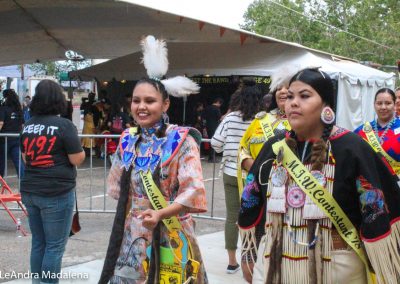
135 78 169 101
374 88 395 103
237 79 266 121
4 89 22 114
30 80 67 115
289 68 335 110
132 78 168 138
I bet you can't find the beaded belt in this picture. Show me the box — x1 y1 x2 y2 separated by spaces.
331 229 350 250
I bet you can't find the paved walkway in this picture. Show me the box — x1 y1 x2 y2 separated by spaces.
5 231 246 284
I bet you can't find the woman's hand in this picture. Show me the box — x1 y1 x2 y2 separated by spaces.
139 209 161 230
138 203 187 230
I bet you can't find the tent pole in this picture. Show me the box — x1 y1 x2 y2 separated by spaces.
183 95 187 125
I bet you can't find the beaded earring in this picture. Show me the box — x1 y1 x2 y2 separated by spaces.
162 112 169 125
320 106 335 125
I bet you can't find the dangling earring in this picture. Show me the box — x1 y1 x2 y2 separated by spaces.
320 106 335 124
162 112 169 124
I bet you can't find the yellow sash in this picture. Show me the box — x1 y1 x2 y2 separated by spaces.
140 171 199 283
238 113 279 196
140 171 182 231
259 113 275 141
271 140 370 270
363 122 400 174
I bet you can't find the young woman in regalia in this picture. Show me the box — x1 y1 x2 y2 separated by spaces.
354 88 400 177
99 36 208 284
239 68 400 283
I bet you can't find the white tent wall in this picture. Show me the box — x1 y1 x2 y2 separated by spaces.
336 76 395 130
70 43 396 130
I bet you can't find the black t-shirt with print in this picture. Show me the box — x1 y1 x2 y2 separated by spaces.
20 115 83 196
0 106 24 133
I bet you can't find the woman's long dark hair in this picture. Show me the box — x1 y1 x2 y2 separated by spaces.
30 80 67 115
99 166 133 284
3 89 22 114
236 79 266 121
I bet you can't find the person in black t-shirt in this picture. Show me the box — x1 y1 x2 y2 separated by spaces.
202 97 223 162
20 80 85 283
0 89 24 177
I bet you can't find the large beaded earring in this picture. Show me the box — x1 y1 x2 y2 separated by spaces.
162 112 170 124
320 106 335 125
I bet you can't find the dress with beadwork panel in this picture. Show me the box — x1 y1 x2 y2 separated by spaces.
239 127 400 283
107 125 208 284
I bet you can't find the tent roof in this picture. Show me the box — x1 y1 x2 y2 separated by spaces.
70 41 394 85
1 0 393 85
1 0 346 66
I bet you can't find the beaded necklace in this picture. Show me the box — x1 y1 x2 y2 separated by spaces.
286 140 320 248
373 116 395 144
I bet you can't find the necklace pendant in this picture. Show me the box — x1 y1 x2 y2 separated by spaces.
271 166 288 187
311 170 326 187
287 185 306 208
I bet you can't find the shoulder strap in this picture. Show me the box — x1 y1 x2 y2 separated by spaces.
363 122 400 173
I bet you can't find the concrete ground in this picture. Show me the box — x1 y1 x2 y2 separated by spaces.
0 156 245 283
4 231 245 284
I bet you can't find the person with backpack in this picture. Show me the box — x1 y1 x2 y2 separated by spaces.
107 103 131 140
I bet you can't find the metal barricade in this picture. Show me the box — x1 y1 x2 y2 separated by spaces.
0 133 225 221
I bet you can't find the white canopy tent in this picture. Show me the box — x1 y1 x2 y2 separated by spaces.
0 0 395 130
70 42 395 130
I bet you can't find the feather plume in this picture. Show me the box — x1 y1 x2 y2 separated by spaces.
269 64 302 92
140 35 169 79
161 76 200 98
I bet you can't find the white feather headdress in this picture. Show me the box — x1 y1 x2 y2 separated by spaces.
140 35 200 97
269 64 303 93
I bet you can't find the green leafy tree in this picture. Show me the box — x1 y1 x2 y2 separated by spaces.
27 60 91 79
242 0 400 66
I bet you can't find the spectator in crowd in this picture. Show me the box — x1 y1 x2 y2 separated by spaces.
395 87 400 116
61 98 73 121
262 93 273 110
20 80 85 283
202 97 223 162
354 88 400 176
192 102 204 132
22 95 32 122
107 102 131 137
211 80 266 274
0 89 24 177
80 92 100 154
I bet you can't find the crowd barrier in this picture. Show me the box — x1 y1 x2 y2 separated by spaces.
0 133 225 221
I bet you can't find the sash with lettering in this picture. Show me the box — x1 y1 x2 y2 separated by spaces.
271 140 371 274
140 171 199 283
363 122 400 174
238 113 284 195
